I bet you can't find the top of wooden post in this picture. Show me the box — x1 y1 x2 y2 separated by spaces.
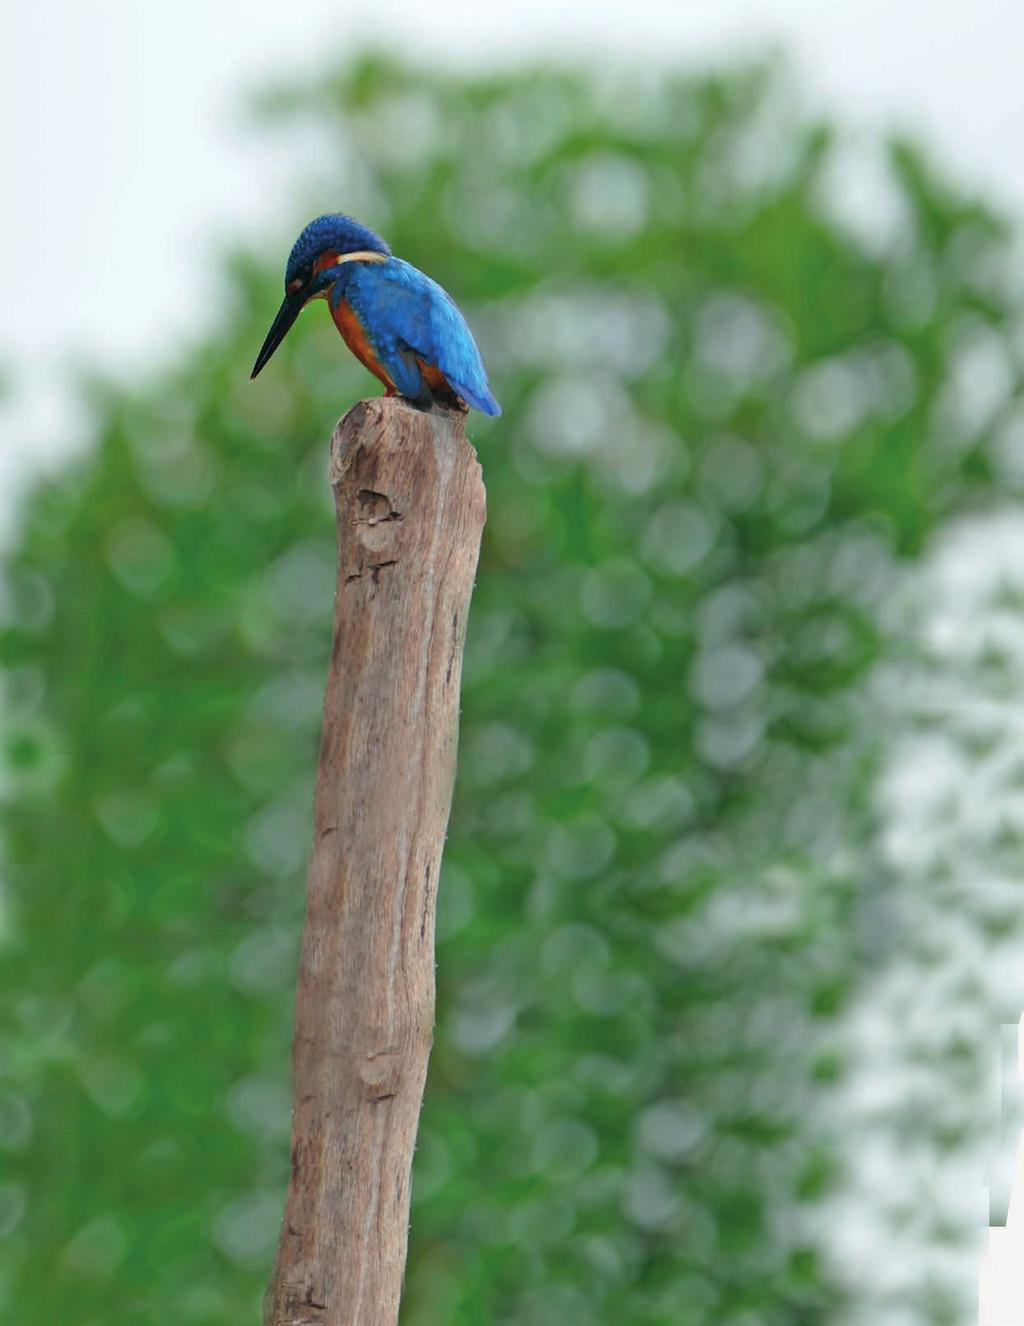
330 396 484 504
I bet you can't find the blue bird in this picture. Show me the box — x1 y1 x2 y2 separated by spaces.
251 213 501 416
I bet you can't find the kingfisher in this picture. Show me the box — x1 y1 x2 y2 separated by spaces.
251 213 501 416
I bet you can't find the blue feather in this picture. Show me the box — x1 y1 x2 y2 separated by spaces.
256 214 501 415
286 214 390 284
333 259 501 417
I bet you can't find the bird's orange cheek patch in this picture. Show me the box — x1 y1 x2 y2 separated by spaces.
313 251 343 275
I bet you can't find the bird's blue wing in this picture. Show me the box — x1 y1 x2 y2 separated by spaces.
348 260 501 416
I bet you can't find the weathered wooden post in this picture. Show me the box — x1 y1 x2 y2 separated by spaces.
263 396 486 1326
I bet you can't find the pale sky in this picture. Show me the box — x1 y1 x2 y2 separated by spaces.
4 4 1024 1320
3 0 1024 502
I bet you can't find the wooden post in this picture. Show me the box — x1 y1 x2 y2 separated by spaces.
263 397 486 1326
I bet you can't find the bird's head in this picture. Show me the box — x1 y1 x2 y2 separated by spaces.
250 214 391 379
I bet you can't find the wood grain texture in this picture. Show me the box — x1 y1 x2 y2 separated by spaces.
263 397 486 1326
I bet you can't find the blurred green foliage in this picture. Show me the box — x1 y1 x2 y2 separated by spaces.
1 53 1019 1325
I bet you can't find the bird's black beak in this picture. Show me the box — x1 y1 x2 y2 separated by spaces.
250 291 304 379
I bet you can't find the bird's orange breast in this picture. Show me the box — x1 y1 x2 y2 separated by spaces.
417 358 451 394
331 298 395 391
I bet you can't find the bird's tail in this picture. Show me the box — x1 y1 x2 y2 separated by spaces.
456 380 502 417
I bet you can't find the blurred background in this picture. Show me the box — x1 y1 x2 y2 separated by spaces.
2 3 1024 1324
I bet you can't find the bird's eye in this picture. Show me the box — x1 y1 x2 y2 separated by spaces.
287 277 303 294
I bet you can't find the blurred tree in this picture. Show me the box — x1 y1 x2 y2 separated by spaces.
1 54 1020 1326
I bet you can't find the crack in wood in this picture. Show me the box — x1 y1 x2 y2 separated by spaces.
445 610 460 687
419 861 433 941
344 559 399 586
356 489 403 525
370 559 397 583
